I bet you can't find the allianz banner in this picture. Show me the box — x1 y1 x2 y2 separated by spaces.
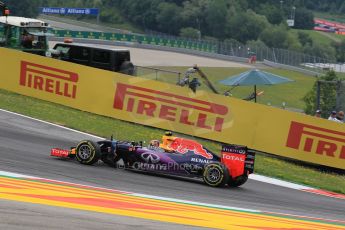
0 48 344 170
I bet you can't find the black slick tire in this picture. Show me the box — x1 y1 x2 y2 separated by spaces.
203 163 229 187
75 140 101 165
228 175 248 187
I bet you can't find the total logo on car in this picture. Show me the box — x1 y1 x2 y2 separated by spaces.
51 132 255 187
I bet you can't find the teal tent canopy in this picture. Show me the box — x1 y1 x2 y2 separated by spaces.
219 69 294 102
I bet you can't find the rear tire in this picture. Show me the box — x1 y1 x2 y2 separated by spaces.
75 140 101 165
228 175 248 187
203 163 229 187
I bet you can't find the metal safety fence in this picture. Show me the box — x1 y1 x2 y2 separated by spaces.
51 29 341 74
134 66 182 84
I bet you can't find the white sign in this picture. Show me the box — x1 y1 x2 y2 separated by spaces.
287 19 295 27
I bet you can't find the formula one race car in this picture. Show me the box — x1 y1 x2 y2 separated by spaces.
51 132 255 187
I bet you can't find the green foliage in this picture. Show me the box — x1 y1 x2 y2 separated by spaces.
303 71 339 117
5 0 340 62
284 32 303 51
303 43 336 61
297 31 313 47
179 27 200 39
293 8 314 30
204 0 227 39
156 2 182 35
180 0 210 36
260 24 289 49
226 10 269 43
332 39 345 63
257 3 284 25
3 0 41 18
246 39 268 49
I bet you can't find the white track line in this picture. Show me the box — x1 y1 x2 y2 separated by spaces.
0 170 260 213
0 108 343 199
0 108 103 140
249 174 312 190
2 169 345 224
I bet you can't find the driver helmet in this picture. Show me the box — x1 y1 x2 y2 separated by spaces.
160 131 176 151
149 140 160 148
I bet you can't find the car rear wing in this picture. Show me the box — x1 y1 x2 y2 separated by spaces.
221 144 255 179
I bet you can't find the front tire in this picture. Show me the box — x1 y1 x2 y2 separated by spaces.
75 140 101 165
203 163 229 187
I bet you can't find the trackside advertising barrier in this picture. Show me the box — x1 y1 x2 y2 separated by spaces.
51 29 217 53
0 48 344 170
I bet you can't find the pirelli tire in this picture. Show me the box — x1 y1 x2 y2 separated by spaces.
228 174 248 187
75 140 101 165
202 163 229 187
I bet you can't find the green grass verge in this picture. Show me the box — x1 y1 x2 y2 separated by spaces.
139 66 316 110
291 28 345 46
314 11 345 24
0 88 344 194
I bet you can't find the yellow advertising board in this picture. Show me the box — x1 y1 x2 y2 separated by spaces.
0 48 344 170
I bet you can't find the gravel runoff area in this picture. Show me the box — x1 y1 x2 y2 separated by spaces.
48 41 252 68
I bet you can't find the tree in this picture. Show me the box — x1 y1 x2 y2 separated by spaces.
156 2 182 35
181 0 210 34
117 0 160 29
297 31 313 47
258 3 284 25
303 43 336 61
303 71 339 117
226 10 269 44
285 32 303 51
259 24 289 49
246 39 268 49
293 7 314 30
332 39 345 62
205 0 227 39
180 27 200 39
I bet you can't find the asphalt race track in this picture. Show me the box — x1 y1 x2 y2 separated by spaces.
48 41 251 68
0 110 344 229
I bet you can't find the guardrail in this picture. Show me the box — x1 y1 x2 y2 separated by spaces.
51 29 217 53
263 59 321 77
51 29 340 76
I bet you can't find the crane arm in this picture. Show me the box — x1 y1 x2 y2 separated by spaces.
193 65 220 94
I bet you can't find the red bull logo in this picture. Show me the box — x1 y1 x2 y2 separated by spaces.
20 61 78 99
169 138 213 159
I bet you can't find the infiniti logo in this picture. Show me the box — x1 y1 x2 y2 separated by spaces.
141 152 160 163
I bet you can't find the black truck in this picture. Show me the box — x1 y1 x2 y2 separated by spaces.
52 42 135 75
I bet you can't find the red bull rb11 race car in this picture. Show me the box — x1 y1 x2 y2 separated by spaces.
51 132 255 187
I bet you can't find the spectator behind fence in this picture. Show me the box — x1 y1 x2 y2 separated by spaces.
336 111 344 123
314 109 322 118
328 110 337 121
